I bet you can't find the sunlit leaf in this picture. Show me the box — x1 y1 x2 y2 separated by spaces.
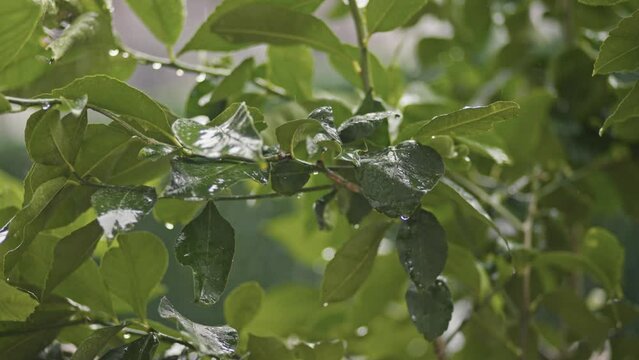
90 185 157 239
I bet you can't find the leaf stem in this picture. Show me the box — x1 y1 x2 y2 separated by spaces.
316 161 361 193
347 0 372 93
121 47 288 99
208 185 335 201
5 96 61 108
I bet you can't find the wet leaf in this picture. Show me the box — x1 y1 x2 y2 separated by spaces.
43 221 103 296
270 159 314 196
224 281 265 331
91 186 157 239
397 209 447 289
275 118 341 160
356 141 444 217
176 202 235 305
594 10 639 74
100 232 168 319
0 279 38 321
172 103 263 161
71 325 124 360
163 159 267 200
337 112 396 146
159 297 238 356
321 216 392 303
406 280 453 341
124 0 184 46
47 12 99 62
100 333 159 360
25 108 87 167
416 101 520 137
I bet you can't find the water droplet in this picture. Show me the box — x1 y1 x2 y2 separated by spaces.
121 52 130 59
322 302 329 307
321 247 336 261
400 215 410 221
108 49 119 57
41 102 51 110
165 223 174 230
175 69 184 77
353 224 360 230
152 62 162 70
312 171 319 175
196 73 207 82
123 333 131 339
296 194 303 199
355 326 368 337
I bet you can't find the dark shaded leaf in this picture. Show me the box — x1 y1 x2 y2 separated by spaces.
406 280 453 341
313 189 337 230
163 159 267 200
176 203 235 305
397 209 447 289
91 186 157 239
270 159 314 196
337 111 396 146
159 297 238 356
100 333 159 360
100 232 168 319
224 281 265 331
321 216 392 302
172 103 262 161
356 141 444 217
71 325 124 360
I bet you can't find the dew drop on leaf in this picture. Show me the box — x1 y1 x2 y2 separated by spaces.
165 223 175 230
108 49 119 57
400 215 410 221
196 73 207 82
121 51 130 59
356 326 368 337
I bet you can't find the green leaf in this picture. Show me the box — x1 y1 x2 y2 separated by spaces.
100 232 168 319
0 0 45 70
397 209 447 289
25 108 87 167
176 202 235 305
152 198 205 226
456 133 512 165
179 0 324 54
124 0 185 46
275 118 341 161
314 189 337 231
0 93 10 114
321 216 392 303
356 141 444 217
600 82 639 134
54 258 114 316
434 177 499 233
579 0 627 4
534 252 613 294
51 75 172 138
208 3 347 57
247 335 295 360
270 159 314 196
0 280 38 321
268 45 314 100
583 228 624 296
163 159 267 200
406 280 453 341
71 325 124 360
47 12 100 62
224 281 265 331
1 177 68 276
91 185 157 239
172 103 263 161
211 58 255 103
159 297 239 356
366 0 427 34
594 10 639 74
337 111 396 146
100 333 159 360
295 340 345 360
43 221 102 296
416 101 520 138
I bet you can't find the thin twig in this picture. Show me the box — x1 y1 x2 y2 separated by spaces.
347 0 372 93
210 185 335 201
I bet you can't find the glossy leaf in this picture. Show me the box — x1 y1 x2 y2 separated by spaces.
71 325 124 360
224 281 265 331
172 103 263 161
100 333 159 360
406 280 453 341
247 335 295 360
270 159 314 196
90 185 157 239
159 297 238 356
594 10 639 74
51 75 172 137
275 118 341 160
208 3 347 57
163 159 267 200
100 232 168 319
321 217 392 302
43 221 103 296
25 108 87 167
0 0 45 70
0 279 38 321
124 0 185 46
397 209 447 289
268 45 314 100
176 202 235 305
366 0 427 34
416 101 520 137
600 82 639 134
355 141 444 217
338 111 395 146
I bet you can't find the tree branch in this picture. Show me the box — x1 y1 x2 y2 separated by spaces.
347 0 372 93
